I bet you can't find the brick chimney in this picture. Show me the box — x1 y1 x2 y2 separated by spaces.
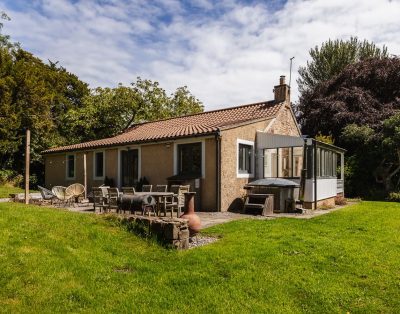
273 75 290 103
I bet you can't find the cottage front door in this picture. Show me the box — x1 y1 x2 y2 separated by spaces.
120 149 138 187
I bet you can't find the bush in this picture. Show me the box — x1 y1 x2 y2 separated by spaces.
387 192 400 202
335 196 348 206
0 169 15 184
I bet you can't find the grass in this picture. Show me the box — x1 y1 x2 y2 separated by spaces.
1 202 400 313
0 185 38 198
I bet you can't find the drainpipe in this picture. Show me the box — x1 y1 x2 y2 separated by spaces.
215 130 221 212
313 140 318 210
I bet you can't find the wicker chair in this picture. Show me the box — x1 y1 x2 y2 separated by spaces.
142 185 152 192
107 188 120 212
38 185 56 204
66 183 85 204
51 186 73 206
121 187 135 195
92 188 108 213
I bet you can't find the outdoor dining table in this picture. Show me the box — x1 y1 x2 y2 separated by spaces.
131 191 175 216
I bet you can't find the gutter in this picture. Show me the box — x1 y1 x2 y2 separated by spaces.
215 130 222 212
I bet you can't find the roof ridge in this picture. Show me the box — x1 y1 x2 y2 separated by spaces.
123 99 276 133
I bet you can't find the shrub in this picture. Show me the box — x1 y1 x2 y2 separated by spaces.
335 196 348 206
387 192 400 202
0 169 15 184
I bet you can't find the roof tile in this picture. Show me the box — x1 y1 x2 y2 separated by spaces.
43 100 282 153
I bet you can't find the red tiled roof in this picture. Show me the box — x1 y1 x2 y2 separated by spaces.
43 100 282 153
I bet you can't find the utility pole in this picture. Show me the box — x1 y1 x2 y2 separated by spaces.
289 56 295 88
83 152 87 199
25 128 30 204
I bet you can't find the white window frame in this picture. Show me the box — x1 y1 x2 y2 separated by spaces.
173 138 206 178
93 150 105 180
65 153 76 180
237 139 255 178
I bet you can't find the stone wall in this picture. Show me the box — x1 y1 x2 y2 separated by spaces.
120 215 190 250
220 120 272 211
269 103 301 136
219 103 301 212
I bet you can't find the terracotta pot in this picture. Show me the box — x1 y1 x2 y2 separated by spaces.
180 192 201 235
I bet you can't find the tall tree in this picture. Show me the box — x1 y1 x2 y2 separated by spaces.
63 77 204 143
297 37 388 93
297 57 400 143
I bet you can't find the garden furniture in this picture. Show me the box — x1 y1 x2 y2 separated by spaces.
92 188 108 213
107 188 120 212
65 183 85 205
142 185 152 192
51 186 74 206
38 185 56 204
121 187 135 195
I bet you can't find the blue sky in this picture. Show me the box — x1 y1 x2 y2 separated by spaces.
1 0 399 109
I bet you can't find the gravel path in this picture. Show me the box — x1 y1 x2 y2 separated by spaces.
188 235 219 249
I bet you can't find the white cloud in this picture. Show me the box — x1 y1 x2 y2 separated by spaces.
2 0 400 110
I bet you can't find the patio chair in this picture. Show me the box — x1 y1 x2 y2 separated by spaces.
107 188 120 213
99 186 110 196
121 187 136 195
38 185 56 204
92 188 108 213
142 185 152 192
51 186 74 206
66 183 85 204
163 185 189 217
155 185 168 192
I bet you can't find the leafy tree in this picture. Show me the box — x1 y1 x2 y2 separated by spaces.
0 15 203 187
64 78 203 142
297 57 400 143
298 37 388 93
342 115 400 194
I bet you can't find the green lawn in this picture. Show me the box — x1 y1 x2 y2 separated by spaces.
1 202 399 313
0 185 38 198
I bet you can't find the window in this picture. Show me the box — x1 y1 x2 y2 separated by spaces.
94 151 104 179
316 148 337 178
263 146 304 178
264 149 278 177
177 142 202 176
293 146 304 177
66 154 75 179
237 139 254 177
239 144 252 173
278 147 292 177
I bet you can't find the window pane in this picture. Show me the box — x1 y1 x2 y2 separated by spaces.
293 147 303 177
67 155 75 178
178 143 202 176
278 148 292 177
95 152 104 177
321 149 325 177
264 149 277 177
238 144 252 174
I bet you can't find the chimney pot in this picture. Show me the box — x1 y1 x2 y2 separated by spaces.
274 75 290 103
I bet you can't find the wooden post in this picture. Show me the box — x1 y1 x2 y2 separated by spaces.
25 129 30 205
83 152 87 199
